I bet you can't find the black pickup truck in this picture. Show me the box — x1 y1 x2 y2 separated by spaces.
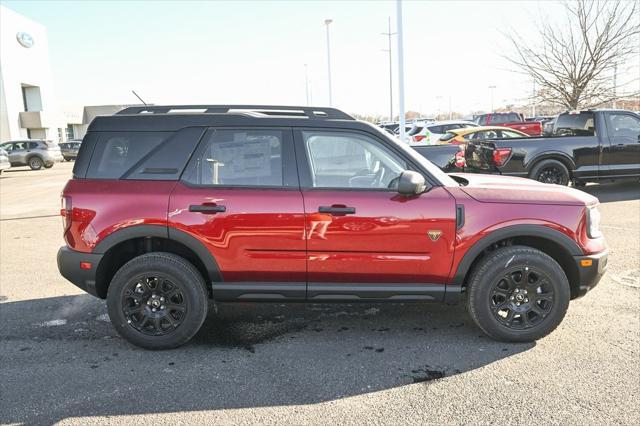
415 110 640 186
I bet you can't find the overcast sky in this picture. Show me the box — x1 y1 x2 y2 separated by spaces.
4 0 637 117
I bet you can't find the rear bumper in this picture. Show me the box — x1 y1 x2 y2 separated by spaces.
44 153 64 164
573 249 608 298
57 247 103 297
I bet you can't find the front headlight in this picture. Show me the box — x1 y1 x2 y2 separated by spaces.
587 206 602 239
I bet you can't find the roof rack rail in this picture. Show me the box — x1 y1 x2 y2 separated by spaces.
116 105 355 120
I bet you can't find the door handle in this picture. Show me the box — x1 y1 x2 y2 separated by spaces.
189 204 226 214
318 205 356 215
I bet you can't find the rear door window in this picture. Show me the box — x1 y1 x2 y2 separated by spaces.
182 129 285 187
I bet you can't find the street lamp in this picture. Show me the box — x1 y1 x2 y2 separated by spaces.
436 95 443 119
324 19 333 106
382 17 396 122
396 0 406 143
488 85 496 112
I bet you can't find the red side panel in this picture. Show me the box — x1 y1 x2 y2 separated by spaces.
302 187 457 284
167 183 306 282
62 179 176 253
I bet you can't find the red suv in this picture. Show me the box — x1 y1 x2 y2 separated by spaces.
57 105 608 349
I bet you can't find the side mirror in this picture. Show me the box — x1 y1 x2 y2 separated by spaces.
397 170 427 195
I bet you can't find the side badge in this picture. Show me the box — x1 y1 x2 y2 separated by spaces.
427 230 442 241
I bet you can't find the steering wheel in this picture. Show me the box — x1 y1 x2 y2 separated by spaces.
387 175 400 189
372 166 385 188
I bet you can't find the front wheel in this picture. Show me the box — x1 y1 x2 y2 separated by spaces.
107 252 208 349
530 159 570 185
28 157 43 170
467 246 570 342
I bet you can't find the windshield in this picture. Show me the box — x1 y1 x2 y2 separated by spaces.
407 126 424 136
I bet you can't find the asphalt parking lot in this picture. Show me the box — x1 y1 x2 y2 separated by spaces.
1 162 638 425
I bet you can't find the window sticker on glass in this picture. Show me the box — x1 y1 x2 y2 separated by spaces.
210 138 273 181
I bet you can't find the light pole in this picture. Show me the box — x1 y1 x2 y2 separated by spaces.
304 64 310 106
382 17 396 122
613 62 618 109
324 19 333 106
488 85 496 112
531 80 536 118
396 0 406 142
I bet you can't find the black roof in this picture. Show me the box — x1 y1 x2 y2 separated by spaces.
88 105 374 132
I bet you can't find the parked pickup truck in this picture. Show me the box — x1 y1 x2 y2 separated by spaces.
418 110 640 186
474 112 542 136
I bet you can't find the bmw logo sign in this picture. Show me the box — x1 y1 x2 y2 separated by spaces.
16 32 34 48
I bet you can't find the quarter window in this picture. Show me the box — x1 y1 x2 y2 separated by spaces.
87 132 168 179
183 129 283 187
303 131 407 189
554 113 596 136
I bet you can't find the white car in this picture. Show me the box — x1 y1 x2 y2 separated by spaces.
407 120 478 145
0 148 11 173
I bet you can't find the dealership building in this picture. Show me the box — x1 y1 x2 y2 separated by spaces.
0 5 67 143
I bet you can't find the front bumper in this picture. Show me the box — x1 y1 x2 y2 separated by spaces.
57 247 104 298
573 249 608 298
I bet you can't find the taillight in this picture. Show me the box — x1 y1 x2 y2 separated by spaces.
61 196 72 232
413 135 426 142
493 148 512 167
454 149 466 168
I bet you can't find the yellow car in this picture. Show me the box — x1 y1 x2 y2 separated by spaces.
438 126 529 145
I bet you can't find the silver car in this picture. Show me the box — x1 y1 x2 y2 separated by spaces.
59 140 82 161
0 148 10 174
0 140 64 170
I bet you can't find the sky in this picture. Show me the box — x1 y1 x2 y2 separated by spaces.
2 0 635 117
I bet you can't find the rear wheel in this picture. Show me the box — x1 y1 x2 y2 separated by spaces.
28 157 43 170
530 159 570 185
107 252 208 349
467 246 570 342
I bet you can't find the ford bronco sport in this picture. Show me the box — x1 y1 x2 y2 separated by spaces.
57 105 608 349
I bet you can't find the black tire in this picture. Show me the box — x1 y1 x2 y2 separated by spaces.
28 157 43 170
530 159 570 185
107 252 208 349
467 246 570 342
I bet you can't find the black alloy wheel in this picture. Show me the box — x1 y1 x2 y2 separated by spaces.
537 166 566 185
122 275 187 336
466 246 570 342
530 159 570 186
107 252 208 349
489 266 554 330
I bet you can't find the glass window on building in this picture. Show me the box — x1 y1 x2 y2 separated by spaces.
65 124 75 141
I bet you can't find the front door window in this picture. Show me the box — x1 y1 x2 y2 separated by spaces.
303 131 407 190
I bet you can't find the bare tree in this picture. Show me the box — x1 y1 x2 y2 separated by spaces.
506 0 640 110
